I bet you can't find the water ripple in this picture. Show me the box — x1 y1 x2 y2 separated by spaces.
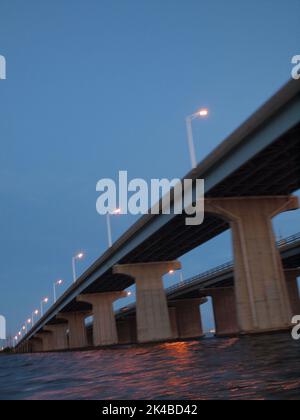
0 333 299 400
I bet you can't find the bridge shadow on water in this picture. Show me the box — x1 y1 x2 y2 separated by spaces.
0 332 300 400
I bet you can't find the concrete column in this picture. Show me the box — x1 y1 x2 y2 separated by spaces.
169 307 179 339
29 337 43 353
172 299 203 339
285 270 300 316
45 324 68 351
77 292 127 346
210 288 239 337
114 261 181 343
116 316 137 344
35 331 54 352
58 312 88 349
206 196 299 334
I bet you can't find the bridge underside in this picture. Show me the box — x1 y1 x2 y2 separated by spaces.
65 122 300 309
17 81 300 346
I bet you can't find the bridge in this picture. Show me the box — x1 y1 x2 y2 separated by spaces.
16 79 300 353
114 233 300 342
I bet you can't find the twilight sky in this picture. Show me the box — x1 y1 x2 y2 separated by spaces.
0 0 299 338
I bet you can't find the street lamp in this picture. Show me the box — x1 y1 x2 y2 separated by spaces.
106 208 121 248
40 297 49 317
186 108 209 169
72 252 84 283
53 279 63 303
25 318 31 333
168 270 184 284
179 272 184 283
32 309 39 326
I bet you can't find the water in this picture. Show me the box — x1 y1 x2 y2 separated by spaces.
0 333 299 400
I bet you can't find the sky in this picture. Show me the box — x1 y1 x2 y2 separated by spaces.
0 0 299 339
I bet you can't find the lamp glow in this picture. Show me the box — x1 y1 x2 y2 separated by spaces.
72 253 85 283
53 279 64 302
198 108 209 117
186 107 210 169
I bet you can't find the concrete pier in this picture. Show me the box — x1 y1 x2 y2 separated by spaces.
169 307 179 339
206 196 299 334
114 261 181 343
29 337 43 353
45 324 68 351
58 312 89 349
35 331 54 352
171 299 204 339
78 292 127 346
116 316 137 344
210 288 239 336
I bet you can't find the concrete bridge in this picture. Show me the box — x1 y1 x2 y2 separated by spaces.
16 79 300 353
115 233 300 342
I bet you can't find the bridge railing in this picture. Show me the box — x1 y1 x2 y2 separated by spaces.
166 232 300 296
277 232 300 248
166 261 233 295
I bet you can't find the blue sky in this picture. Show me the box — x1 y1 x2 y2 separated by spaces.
0 0 299 338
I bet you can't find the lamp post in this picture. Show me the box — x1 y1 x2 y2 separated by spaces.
186 108 209 169
40 297 49 317
179 271 184 283
53 279 63 303
72 252 84 283
25 318 31 333
106 208 121 248
168 270 184 285
32 309 39 326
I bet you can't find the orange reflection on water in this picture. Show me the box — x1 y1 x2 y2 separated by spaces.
161 341 191 355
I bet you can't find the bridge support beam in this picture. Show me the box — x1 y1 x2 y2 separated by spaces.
35 331 54 352
285 269 300 316
45 324 68 351
206 196 299 334
114 261 181 343
171 299 204 339
210 287 239 337
58 312 88 349
116 316 137 344
78 292 127 347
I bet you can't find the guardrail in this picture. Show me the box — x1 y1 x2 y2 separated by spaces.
166 262 233 295
166 232 300 295
277 232 300 248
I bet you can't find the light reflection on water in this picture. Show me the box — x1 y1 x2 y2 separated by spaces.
0 333 299 400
